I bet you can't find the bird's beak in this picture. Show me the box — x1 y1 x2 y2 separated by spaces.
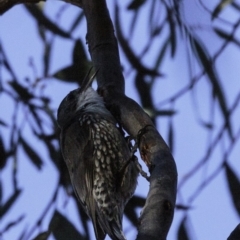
79 67 99 93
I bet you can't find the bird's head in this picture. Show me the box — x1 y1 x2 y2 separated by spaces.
57 69 104 129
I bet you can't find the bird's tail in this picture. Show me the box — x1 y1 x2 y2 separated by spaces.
109 220 126 240
96 212 126 240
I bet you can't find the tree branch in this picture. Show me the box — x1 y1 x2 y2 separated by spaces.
81 0 177 239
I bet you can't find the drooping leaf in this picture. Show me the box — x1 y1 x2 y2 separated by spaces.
20 136 43 170
231 2 240 11
69 12 85 33
1 215 25 235
72 39 88 64
177 216 190 240
214 27 231 40
24 5 71 39
8 81 34 102
175 204 192 210
129 7 140 39
0 43 18 81
149 0 157 35
43 41 51 76
199 120 214 130
154 36 171 69
115 4 161 77
144 108 177 119
168 118 174 153
152 22 165 37
224 162 240 216
166 7 177 57
0 134 8 169
28 104 44 132
53 39 92 84
212 0 233 20
32 231 51 240
155 109 177 116
190 34 233 140
0 181 2 203
135 73 156 125
49 210 85 240
17 226 28 240
53 64 90 84
214 27 240 47
0 189 22 218
0 119 8 127
127 0 147 10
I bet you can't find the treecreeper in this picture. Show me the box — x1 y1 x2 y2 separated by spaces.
57 70 139 240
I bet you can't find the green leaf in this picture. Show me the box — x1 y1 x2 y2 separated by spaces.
50 210 85 240
166 8 177 57
177 216 190 240
20 136 44 170
127 0 147 10
190 35 233 140
0 189 22 218
212 0 233 20
24 5 71 39
224 162 240 216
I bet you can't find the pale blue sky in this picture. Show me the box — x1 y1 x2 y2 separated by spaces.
0 1 240 240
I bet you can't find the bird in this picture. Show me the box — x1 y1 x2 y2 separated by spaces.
57 69 139 240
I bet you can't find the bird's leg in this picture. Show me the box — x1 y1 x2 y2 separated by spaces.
132 155 150 181
128 125 156 181
119 133 150 183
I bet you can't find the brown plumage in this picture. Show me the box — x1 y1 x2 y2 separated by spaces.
57 72 138 240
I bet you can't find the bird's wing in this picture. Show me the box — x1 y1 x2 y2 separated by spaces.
60 120 105 239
